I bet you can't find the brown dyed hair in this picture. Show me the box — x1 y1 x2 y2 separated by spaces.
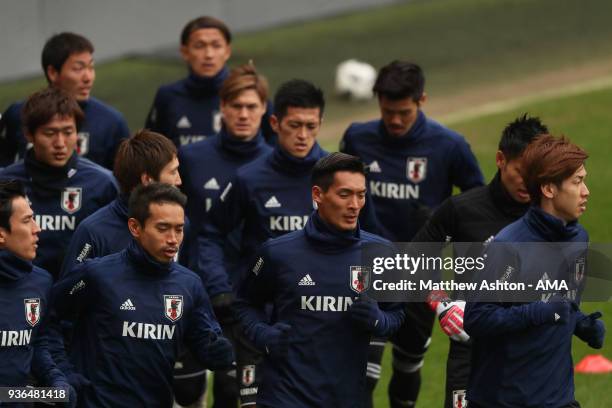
219 64 268 103
180 16 232 45
21 87 84 136
521 134 588 204
114 130 177 194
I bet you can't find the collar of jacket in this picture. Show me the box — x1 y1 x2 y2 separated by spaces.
0 250 33 281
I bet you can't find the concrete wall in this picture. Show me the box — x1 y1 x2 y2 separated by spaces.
0 0 400 81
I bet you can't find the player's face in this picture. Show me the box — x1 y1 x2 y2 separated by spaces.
130 202 184 263
0 197 40 261
271 107 321 159
181 28 231 78
28 114 78 167
157 156 182 187
47 52 95 101
545 165 589 222
378 95 424 137
221 89 266 140
497 152 530 203
313 171 366 231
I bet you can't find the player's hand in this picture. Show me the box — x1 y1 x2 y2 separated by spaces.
51 380 77 408
427 290 470 342
575 311 605 349
203 334 235 370
264 322 292 359
438 300 470 342
349 296 387 335
531 294 571 325
211 292 237 326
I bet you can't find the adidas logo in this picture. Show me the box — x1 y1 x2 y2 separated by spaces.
554 313 560 321
177 116 192 129
120 299 136 311
204 178 220 190
298 274 316 286
264 196 281 208
368 160 381 173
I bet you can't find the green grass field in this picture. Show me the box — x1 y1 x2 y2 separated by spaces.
3 0 612 129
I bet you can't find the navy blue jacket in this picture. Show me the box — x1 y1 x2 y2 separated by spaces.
0 250 67 388
465 206 589 407
0 152 118 278
51 240 224 408
145 68 276 147
235 212 404 408
178 128 272 270
341 111 484 241
0 97 129 169
60 194 192 278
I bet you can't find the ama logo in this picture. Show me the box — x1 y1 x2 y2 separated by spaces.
164 295 183 322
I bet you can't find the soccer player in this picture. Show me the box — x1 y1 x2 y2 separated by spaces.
0 180 75 405
0 88 118 279
0 32 129 169
145 16 275 148
197 78 328 406
465 135 605 407
234 152 404 407
51 183 234 407
413 114 547 407
179 64 272 406
340 60 484 408
60 129 182 278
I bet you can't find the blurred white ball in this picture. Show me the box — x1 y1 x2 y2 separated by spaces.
335 59 377 101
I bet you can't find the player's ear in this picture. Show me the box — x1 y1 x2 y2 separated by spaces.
0 227 7 246
495 151 506 170
127 218 141 238
140 173 153 186
541 182 556 200
418 92 427 106
269 114 279 133
312 185 323 205
179 45 190 63
46 65 60 85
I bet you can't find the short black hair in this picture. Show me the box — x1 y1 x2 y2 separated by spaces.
41 32 94 83
128 183 187 226
22 87 84 136
273 79 325 121
311 153 367 191
373 60 425 102
0 180 26 232
181 16 232 45
498 113 548 161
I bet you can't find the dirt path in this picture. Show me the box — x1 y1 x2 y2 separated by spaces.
320 57 612 141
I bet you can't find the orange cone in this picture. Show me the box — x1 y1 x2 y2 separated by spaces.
575 354 612 373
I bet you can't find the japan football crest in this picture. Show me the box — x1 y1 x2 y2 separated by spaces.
24 298 41 327
76 132 90 155
61 187 82 214
213 110 223 133
242 365 256 386
406 157 427 183
164 295 184 322
350 266 371 294
452 389 468 408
